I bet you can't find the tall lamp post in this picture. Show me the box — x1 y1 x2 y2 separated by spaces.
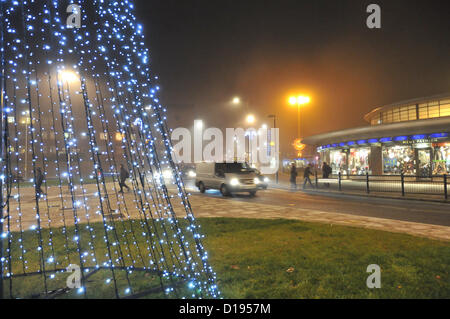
245 114 255 165
268 114 278 183
288 95 310 140
59 70 79 185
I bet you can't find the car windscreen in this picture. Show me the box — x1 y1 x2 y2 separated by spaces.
216 163 252 174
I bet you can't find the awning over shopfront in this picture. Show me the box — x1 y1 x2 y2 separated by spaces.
303 116 450 146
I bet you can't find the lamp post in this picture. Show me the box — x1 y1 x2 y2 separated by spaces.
245 114 256 165
288 95 310 140
58 69 79 185
268 114 278 183
21 111 31 179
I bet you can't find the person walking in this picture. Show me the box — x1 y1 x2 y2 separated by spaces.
289 163 297 190
119 164 130 193
322 162 332 188
303 163 315 189
35 167 45 198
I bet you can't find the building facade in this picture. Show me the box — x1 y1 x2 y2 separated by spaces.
303 93 450 177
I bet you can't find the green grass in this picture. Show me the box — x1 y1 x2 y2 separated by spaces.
2 218 449 298
204 218 450 298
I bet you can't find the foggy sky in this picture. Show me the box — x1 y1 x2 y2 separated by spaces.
134 0 450 156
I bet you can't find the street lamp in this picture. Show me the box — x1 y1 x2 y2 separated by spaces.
246 114 256 125
59 70 79 83
21 110 31 179
57 69 80 185
244 114 256 165
288 95 311 139
195 120 204 129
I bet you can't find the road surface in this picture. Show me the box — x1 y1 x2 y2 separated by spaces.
5 180 450 241
185 184 450 227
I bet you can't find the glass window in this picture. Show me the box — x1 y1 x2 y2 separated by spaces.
432 143 450 175
382 145 415 175
418 149 431 177
408 105 417 120
330 150 348 175
384 110 393 123
349 148 370 175
392 107 400 122
400 106 409 121
418 103 428 119
439 100 450 117
428 105 439 118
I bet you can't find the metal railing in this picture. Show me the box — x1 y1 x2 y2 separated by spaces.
314 172 448 200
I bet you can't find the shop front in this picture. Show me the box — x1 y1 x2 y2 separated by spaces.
382 145 415 175
432 143 450 174
318 135 450 177
349 147 370 175
330 150 347 174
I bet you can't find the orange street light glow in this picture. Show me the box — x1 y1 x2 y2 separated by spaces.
59 70 79 83
246 114 256 124
289 95 311 106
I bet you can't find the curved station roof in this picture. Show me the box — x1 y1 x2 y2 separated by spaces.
303 93 450 147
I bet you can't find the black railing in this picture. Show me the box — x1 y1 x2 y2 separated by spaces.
315 172 449 200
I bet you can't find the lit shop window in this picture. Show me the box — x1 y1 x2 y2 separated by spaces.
433 143 450 175
349 148 371 175
330 150 347 175
382 145 415 175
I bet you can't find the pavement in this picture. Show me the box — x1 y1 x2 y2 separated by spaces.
269 173 449 203
4 180 450 242
185 187 450 241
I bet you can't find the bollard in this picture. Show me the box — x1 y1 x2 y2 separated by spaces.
444 174 448 200
401 173 405 197
338 172 342 191
366 172 370 194
315 171 318 188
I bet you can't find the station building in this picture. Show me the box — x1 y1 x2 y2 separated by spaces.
302 93 450 176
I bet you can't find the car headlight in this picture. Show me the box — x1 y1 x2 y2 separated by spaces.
263 177 269 182
230 178 240 186
188 170 196 178
254 177 260 184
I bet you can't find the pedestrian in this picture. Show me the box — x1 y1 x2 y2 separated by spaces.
35 167 45 198
303 163 315 189
322 162 332 188
119 164 130 193
290 163 297 190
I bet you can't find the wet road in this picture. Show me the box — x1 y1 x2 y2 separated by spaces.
185 184 450 227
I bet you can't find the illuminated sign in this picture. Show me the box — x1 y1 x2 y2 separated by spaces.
394 136 408 141
380 137 392 143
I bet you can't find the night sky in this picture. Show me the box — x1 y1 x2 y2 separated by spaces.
134 0 450 156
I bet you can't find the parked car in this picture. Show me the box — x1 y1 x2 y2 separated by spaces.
195 162 258 196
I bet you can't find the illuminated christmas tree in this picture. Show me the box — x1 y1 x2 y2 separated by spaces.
0 0 219 299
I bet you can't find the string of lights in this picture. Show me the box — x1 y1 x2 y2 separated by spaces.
0 0 219 299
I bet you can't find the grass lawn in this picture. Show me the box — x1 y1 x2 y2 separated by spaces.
204 218 449 298
2 218 449 298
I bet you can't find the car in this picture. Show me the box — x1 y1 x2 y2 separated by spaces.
180 164 197 179
195 162 259 197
